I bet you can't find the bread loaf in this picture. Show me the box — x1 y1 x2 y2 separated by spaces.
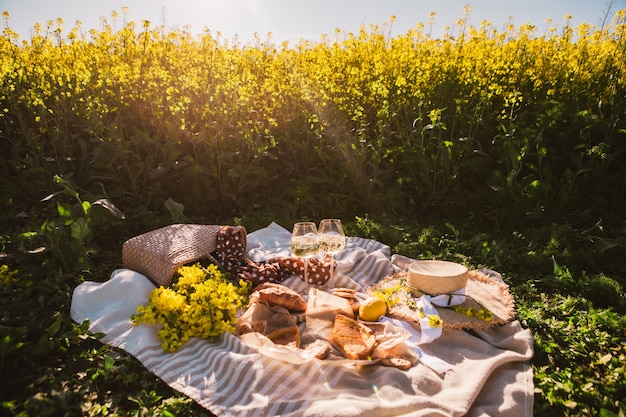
266 325 300 347
251 282 307 312
330 314 377 360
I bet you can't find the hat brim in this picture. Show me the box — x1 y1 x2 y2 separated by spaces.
372 269 516 331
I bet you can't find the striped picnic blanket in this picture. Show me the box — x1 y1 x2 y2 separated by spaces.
70 223 534 417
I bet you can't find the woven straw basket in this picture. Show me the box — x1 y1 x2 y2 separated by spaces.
122 224 221 286
374 269 516 330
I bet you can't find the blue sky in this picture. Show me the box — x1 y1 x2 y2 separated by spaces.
2 0 625 44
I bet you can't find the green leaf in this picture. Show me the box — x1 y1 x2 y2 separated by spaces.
70 217 91 242
227 167 240 178
165 198 188 223
103 355 115 371
552 256 563 276
57 203 72 219
81 201 91 215
594 238 619 254
92 198 126 219
47 316 62 336
0 335 24 354
600 408 619 417
40 191 61 202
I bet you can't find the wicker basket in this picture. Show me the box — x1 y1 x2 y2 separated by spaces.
122 224 222 286
374 269 516 330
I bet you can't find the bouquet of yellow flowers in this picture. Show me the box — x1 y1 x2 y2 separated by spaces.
132 263 251 352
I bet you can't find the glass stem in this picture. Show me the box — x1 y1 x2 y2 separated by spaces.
328 254 334 289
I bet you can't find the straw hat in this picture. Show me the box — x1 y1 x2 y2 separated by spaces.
406 260 469 296
372 268 516 331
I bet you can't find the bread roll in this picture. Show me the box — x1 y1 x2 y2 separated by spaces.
251 282 307 312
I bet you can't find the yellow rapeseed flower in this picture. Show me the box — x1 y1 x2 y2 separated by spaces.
0 264 18 285
132 263 250 352
427 315 443 328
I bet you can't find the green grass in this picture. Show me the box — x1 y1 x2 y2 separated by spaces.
1 202 625 416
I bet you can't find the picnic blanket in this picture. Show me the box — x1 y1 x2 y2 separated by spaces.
70 222 534 417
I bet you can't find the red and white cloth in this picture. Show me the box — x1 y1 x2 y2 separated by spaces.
214 225 335 286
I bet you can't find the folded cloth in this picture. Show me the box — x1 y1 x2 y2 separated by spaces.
71 224 534 417
213 225 294 284
214 224 337 286
380 317 455 375
246 222 293 262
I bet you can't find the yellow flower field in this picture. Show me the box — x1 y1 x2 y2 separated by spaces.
1 9 623 219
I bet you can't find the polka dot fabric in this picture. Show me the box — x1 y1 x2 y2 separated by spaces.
214 226 334 286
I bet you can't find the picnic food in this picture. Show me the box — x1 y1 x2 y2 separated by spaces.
266 325 301 347
331 287 357 300
251 282 307 312
331 287 360 312
237 299 302 347
330 314 377 360
380 356 414 370
358 297 387 322
305 339 333 360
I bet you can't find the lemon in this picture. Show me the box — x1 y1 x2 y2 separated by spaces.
359 297 387 321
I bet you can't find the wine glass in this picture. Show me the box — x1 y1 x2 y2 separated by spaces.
290 222 320 291
317 219 346 288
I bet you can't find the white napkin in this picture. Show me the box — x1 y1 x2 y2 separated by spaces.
380 316 454 375
69 269 161 353
414 288 467 343
245 222 293 262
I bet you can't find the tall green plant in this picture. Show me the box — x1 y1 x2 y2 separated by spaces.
28 175 125 271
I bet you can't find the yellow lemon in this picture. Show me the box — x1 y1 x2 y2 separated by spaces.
359 297 387 322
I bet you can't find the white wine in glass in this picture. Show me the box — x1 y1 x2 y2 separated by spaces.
290 222 319 289
318 219 346 288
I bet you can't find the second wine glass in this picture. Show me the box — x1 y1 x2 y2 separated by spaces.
318 219 346 288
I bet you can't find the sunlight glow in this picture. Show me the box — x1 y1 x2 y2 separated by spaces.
2 0 622 43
